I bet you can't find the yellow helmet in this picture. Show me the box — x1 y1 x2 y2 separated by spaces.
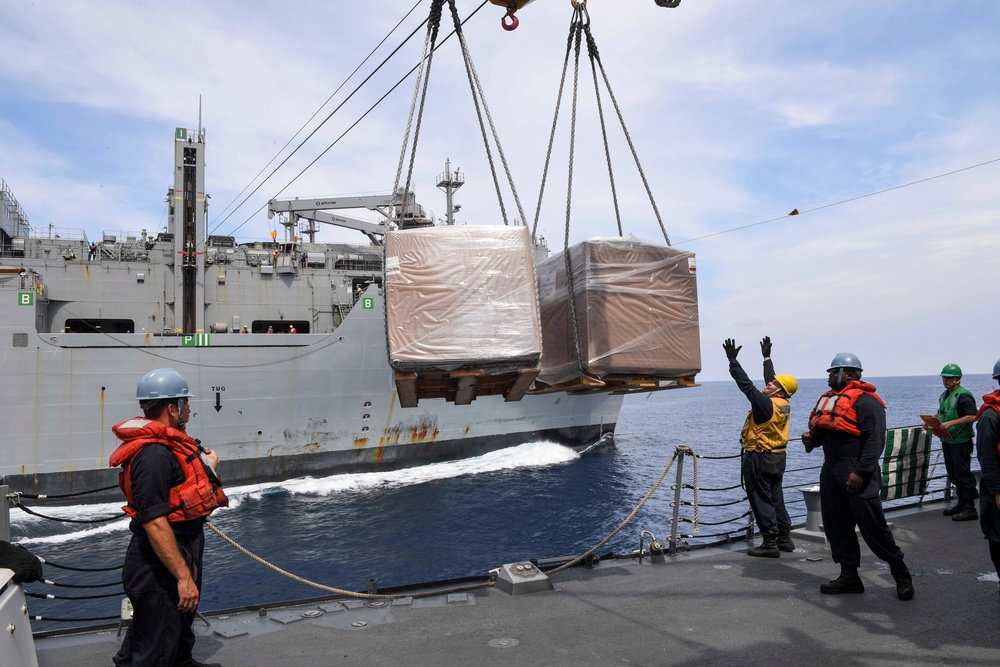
774 374 798 397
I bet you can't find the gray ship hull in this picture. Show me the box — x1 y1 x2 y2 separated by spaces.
0 280 621 501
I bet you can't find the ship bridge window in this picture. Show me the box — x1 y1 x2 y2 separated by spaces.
65 318 135 334
251 320 310 334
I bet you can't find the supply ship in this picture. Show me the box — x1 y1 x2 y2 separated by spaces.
0 128 634 500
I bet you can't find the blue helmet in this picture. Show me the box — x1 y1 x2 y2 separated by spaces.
827 353 862 373
136 368 195 402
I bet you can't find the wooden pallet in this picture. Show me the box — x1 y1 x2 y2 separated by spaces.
395 368 540 408
529 374 699 396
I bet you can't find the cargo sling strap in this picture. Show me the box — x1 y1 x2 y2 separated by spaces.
531 2 673 378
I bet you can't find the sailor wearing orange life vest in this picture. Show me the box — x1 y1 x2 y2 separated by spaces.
724 336 798 558
974 358 1000 598
801 353 913 601
110 368 226 667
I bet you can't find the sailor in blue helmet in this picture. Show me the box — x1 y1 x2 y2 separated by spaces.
110 368 226 667
801 353 914 601
974 358 1000 599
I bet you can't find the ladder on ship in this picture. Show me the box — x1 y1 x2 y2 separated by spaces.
336 303 351 324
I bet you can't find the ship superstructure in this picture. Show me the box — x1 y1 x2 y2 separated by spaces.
0 128 623 500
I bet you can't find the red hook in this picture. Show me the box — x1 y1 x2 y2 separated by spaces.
501 8 519 31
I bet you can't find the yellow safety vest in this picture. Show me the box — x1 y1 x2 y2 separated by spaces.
740 397 790 454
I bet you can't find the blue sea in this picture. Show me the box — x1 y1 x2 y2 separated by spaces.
11 374 997 629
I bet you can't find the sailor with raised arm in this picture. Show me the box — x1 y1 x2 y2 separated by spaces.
724 336 798 558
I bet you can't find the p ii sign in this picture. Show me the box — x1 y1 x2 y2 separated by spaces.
181 334 211 347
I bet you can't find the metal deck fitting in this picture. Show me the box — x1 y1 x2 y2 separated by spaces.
494 562 553 595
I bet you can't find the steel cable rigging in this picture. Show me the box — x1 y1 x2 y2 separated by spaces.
207 0 426 236
212 1 492 242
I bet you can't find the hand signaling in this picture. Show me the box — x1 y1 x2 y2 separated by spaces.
723 338 742 361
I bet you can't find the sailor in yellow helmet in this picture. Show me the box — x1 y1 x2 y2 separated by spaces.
723 336 798 558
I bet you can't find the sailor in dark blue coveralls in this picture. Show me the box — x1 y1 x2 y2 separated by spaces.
802 353 914 601
724 336 798 557
975 358 1000 599
110 369 225 667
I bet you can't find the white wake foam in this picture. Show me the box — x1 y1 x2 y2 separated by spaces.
12 441 580 546
228 440 579 501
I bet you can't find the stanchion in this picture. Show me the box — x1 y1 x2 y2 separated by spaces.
1 485 9 542
668 454 685 555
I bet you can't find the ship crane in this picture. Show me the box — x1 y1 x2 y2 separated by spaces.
267 191 432 245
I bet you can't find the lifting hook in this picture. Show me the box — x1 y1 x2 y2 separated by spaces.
501 2 519 31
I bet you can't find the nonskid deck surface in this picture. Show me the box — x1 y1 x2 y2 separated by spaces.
35 503 999 666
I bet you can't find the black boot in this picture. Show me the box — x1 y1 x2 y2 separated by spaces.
776 526 795 553
942 503 960 516
747 535 780 558
890 561 914 601
952 502 978 522
174 658 222 667
819 566 864 594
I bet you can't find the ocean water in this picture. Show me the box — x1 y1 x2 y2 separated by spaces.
11 374 997 629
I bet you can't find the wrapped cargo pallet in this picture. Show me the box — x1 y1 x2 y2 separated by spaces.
536 235 701 388
385 225 543 406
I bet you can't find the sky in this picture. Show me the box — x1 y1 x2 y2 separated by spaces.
1 0 999 382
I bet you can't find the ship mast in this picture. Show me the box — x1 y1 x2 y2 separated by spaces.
168 125 207 334
435 159 464 226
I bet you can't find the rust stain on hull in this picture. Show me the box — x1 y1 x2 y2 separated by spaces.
380 418 441 446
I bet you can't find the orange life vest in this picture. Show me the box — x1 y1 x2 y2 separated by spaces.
109 417 228 523
978 391 1000 456
976 390 1000 420
807 381 886 437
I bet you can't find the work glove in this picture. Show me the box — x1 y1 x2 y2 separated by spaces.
760 336 772 357
723 338 741 361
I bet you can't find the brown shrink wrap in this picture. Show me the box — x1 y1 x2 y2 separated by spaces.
385 225 542 372
536 236 701 385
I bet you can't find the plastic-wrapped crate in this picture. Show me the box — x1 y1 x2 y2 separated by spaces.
536 236 701 386
385 225 542 373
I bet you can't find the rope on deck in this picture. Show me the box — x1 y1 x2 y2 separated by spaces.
206 520 494 600
208 444 694 590
544 444 690 575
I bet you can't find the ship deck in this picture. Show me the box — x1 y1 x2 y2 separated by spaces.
32 501 999 666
